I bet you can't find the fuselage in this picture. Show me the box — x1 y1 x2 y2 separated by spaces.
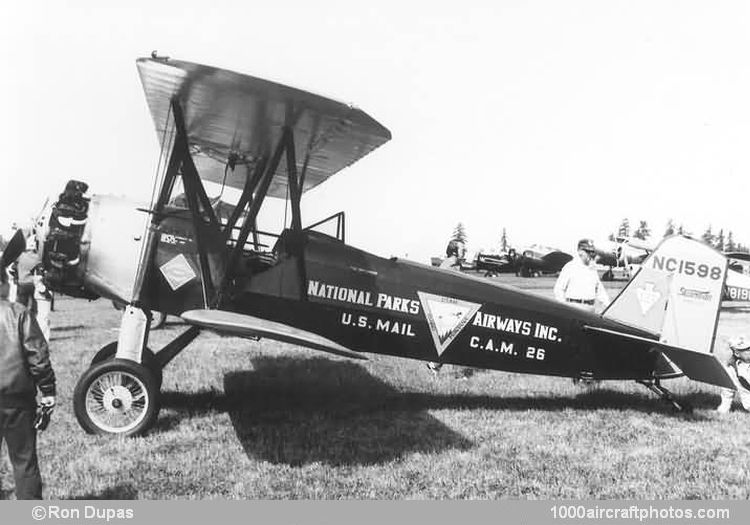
139 214 668 382
39 195 672 383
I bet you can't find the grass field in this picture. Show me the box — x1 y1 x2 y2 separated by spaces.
2 275 750 499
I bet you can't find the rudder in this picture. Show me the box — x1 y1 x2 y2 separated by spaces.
603 235 733 388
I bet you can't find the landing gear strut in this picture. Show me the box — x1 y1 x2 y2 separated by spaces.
72 305 201 437
637 378 693 413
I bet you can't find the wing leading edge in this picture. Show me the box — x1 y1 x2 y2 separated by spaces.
137 57 391 198
181 309 366 361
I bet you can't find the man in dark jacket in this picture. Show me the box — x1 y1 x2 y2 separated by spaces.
0 269 55 500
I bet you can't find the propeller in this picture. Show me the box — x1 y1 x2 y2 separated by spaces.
0 229 27 270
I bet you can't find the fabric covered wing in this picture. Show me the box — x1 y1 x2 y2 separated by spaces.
181 309 366 360
137 57 391 197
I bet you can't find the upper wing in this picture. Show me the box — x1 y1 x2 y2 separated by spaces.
181 309 366 360
137 57 391 198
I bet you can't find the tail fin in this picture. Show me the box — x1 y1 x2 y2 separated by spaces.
603 235 733 388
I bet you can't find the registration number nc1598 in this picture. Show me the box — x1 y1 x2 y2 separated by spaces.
651 256 722 280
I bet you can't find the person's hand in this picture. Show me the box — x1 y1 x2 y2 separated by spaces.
40 396 56 408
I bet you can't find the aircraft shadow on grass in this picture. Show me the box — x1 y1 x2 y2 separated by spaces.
154 358 719 467
156 356 472 466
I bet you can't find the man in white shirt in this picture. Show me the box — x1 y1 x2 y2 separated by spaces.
553 239 609 311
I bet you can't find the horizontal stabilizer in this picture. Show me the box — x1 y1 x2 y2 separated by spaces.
659 346 734 390
584 325 734 389
181 309 366 360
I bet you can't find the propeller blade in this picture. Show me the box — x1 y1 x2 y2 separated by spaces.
1 229 27 269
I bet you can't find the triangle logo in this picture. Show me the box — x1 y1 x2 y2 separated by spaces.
635 282 661 315
418 292 482 357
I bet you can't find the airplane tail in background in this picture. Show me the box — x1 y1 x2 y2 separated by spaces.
601 235 733 389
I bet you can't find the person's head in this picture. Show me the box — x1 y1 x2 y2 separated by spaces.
730 335 750 353
577 239 597 265
446 239 466 259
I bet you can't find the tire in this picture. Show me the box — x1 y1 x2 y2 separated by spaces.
151 311 167 330
73 358 160 436
90 342 163 388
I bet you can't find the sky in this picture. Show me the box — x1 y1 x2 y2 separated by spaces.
1 1 749 262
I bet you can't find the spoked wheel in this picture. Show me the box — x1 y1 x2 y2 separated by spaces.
90 342 163 388
74 359 160 436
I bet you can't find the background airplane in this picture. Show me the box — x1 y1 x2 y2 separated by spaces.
472 245 572 277
724 252 750 307
515 244 572 277
474 249 518 276
593 237 652 281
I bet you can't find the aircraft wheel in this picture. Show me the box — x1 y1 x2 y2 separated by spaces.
74 358 160 437
90 343 162 388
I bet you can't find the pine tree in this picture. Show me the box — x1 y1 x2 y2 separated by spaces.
701 225 714 246
664 219 675 237
451 222 468 244
617 218 630 238
716 229 725 251
500 228 508 252
726 231 736 252
633 220 651 240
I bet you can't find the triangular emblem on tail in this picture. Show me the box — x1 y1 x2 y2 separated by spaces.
418 292 481 356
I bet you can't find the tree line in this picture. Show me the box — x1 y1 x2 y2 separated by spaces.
611 218 749 253
447 219 749 255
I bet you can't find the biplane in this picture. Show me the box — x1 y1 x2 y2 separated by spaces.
25 56 738 436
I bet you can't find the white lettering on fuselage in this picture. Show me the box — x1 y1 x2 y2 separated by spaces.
472 311 533 335
471 312 561 342
307 280 420 314
308 280 374 307
727 286 750 301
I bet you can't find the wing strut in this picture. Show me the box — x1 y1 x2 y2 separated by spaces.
221 156 268 242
